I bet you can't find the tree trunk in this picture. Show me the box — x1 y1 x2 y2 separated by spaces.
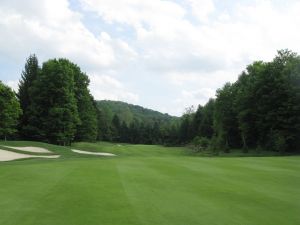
225 137 230 153
242 133 248 153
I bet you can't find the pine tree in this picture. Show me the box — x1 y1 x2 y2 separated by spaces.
200 99 215 138
17 54 39 139
111 114 121 142
192 105 203 137
96 108 112 141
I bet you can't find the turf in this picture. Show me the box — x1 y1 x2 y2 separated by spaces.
0 141 299 225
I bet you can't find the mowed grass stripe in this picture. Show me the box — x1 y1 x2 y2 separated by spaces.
0 159 141 225
0 161 77 225
0 141 299 225
117 157 216 225
116 156 300 225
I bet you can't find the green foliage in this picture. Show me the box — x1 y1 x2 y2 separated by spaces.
16 56 100 145
96 108 112 141
192 136 210 152
17 54 40 139
0 81 22 140
191 105 203 137
111 114 121 141
199 99 215 138
35 59 80 145
72 63 98 142
96 100 174 124
214 83 241 151
242 50 300 152
182 49 300 153
266 129 287 153
179 113 193 143
96 100 179 145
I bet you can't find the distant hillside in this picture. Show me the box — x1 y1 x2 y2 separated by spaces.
96 100 176 124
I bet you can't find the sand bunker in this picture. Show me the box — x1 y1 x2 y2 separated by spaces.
2 145 52 153
72 149 116 156
0 149 60 162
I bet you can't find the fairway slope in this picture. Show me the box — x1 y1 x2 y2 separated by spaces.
0 141 299 225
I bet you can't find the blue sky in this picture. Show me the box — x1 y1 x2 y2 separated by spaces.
0 0 300 115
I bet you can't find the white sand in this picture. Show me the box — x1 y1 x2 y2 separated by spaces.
1 145 52 153
72 149 116 156
0 149 60 162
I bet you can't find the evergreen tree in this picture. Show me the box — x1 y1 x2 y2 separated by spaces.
96 108 112 141
120 121 129 142
192 105 203 137
128 119 140 144
111 114 121 142
151 121 161 144
200 99 215 138
179 114 192 143
17 54 39 139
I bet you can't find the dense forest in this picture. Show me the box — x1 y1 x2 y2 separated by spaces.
0 50 299 153
96 100 179 144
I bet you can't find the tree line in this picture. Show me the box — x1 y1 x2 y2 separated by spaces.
0 50 299 153
178 50 300 153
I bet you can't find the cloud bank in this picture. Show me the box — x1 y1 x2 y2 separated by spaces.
1 0 300 115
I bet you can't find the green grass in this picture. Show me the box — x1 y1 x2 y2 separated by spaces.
0 141 299 225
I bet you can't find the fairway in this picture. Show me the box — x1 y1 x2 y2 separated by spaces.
0 142 299 225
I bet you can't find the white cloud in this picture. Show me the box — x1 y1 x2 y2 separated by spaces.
80 0 185 29
1 0 300 116
167 70 239 88
89 74 139 103
0 0 139 71
79 0 300 79
187 0 215 23
4 80 19 92
170 88 215 115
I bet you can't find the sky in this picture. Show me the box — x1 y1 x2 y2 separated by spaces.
0 0 300 116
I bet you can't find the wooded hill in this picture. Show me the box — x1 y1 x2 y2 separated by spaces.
96 100 175 125
96 100 179 144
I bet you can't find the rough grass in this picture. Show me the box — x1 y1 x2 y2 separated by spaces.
0 141 299 225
